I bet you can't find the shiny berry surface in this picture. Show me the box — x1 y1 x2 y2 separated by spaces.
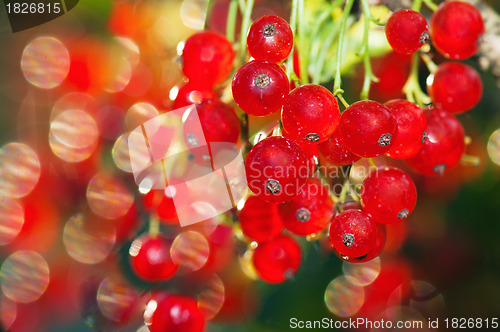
385 9 429 54
232 60 289 116
253 234 302 283
143 189 179 224
430 1 484 60
182 31 234 87
283 129 319 176
278 178 335 236
339 100 398 158
405 107 465 176
245 136 308 203
148 294 205 332
384 99 427 159
427 62 483 114
239 195 283 242
333 223 386 263
282 84 340 144
129 234 178 282
195 100 240 143
173 82 215 109
247 15 293 63
319 127 361 165
329 209 377 258
361 167 417 224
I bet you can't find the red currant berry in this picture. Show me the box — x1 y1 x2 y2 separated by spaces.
148 294 205 332
384 99 427 159
329 209 377 258
247 15 293 63
283 128 319 176
339 100 398 158
427 62 483 114
239 195 283 242
182 31 234 87
361 167 417 224
278 178 335 236
173 82 215 109
405 107 465 176
385 9 429 54
319 127 361 165
129 234 178 282
253 234 302 283
245 136 308 203
232 60 289 116
333 223 386 263
143 189 179 224
430 1 484 60
282 84 340 144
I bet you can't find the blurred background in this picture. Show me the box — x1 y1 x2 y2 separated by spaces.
1 0 500 331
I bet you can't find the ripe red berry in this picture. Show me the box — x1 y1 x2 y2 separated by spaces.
282 84 340 144
238 195 283 242
148 294 205 332
283 128 319 176
329 209 377 258
182 31 234 87
129 234 178 282
278 178 335 236
427 62 483 114
253 234 302 283
430 1 484 60
232 60 290 116
361 167 417 224
319 127 361 165
339 100 398 158
384 99 427 159
245 136 308 203
385 9 429 54
143 189 179 224
405 107 465 176
247 15 293 63
173 82 215 109
333 223 386 263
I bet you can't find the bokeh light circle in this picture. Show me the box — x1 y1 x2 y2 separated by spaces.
487 129 500 166
0 250 50 303
198 274 225 320
63 213 116 264
0 196 24 246
125 102 159 131
97 276 138 322
21 36 70 89
324 276 365 317
342 257 381 287
112 133 133 172
0 295 17 330
170 230 210 271
0 143 41 198
86 173 134 220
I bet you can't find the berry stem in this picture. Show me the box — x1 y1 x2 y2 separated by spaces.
312 19 341 85
226 0 239 43
286 0 299 80
423 0 438 12
403 52 431 106
411 0 423 12
238 0 255 65
297 0 309 85
337 94 350 109
333 0 356 96
420 53 438 74
360 0 379 100
339 179 350 202
460 154 481 167
204 0 215 30
368 158 377 168
240 112 251 156
148 215 160 238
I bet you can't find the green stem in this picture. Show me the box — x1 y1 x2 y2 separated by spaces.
238 0 255 64
423 0 439 11
286 0 299 80
313 22 340 85
337 94 350 109
226 0 239 43
403 52 431 106
204 0 215 30
420 53 438 74
360 0 378 100
297 0 308 85
333 0 356 96
412 0 423 11
149 215 160 238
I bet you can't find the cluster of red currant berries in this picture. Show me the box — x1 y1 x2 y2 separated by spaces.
125 2 485 331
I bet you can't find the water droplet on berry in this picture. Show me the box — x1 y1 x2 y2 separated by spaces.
295 208 311 222
378 133 392 147
262 24 276 37
343 233 355 247
266 179 281 194
254 73 270 89
305 133 321 142
398 209 409 219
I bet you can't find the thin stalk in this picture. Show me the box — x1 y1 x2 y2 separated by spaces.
423 0 438 11
337 94 350 109
149 215 160 238
412 0 423 11
238 0 255 64
297 0 308 85
333 0 356 96
204 0 215 30
286 0 299 80
360 0 379 100
226 0 239 43
313 22 340 84
420 53 438 74
403 52 431 106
